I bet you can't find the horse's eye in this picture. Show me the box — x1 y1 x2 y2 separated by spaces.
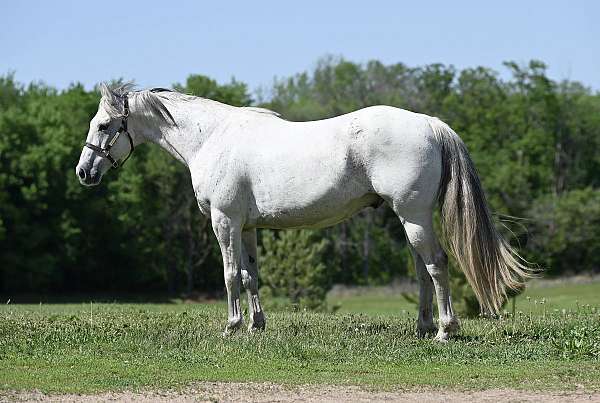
98 124 108 131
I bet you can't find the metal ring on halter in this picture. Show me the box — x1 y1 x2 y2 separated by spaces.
84 95 134 169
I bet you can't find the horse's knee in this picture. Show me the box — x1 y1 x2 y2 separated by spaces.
224 268 240 290
241 270 250 288
241 269 256 290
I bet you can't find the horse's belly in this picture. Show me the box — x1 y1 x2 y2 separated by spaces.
250 192 382 230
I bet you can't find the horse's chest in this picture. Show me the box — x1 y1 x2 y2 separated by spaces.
194 191 211 216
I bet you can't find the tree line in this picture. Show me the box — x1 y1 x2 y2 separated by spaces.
1 57 599 311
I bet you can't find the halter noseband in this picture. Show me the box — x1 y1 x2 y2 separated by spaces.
85 95 134 168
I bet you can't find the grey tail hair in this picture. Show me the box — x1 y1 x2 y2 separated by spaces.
428 117 537 315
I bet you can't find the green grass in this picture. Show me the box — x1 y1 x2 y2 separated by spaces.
328 280 600 316
514 281 600 314
328 291 415 315
1 281 600 394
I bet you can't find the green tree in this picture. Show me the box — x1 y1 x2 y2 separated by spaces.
259 229 331 310
529 188 600 275
2 57 600 308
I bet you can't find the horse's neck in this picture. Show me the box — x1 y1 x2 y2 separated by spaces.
132 98 231 166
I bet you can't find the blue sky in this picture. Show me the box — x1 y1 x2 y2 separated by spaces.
1 1 598 94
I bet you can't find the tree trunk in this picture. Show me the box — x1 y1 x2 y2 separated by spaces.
362 210 372 283
339 223 348 281
164 222 177 295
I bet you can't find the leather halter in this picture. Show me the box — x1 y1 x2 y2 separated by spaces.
85 95 134 168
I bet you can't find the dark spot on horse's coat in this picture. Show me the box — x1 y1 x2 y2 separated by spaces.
249 255 255 264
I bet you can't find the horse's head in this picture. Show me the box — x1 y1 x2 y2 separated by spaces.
76 83 135 186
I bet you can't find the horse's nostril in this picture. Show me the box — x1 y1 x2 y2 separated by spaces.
78 168 86 180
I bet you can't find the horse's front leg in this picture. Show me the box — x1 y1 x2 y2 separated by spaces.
211 209 244 336
241 229 266 332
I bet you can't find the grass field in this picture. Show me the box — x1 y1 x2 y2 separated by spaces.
1 280 600 394
328 278 600 316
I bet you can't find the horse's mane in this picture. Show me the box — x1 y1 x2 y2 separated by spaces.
241 106 281 117
99 82 280 127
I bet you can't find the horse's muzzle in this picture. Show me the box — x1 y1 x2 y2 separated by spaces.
76 166 101 186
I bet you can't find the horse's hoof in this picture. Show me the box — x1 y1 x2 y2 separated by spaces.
433 317 460 342
222 317 243 336
248 324 265 333
222 327 238 337
247 319 266 333
248 312 266 332
433 330 450 343
416 324 438 338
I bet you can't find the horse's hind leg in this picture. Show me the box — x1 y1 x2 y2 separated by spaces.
241 229 266 332
408 244 437 337
401 212 460 342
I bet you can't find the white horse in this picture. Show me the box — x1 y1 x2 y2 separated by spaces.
76 83 532 341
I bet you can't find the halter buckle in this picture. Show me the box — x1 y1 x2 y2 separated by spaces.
108 130 121 147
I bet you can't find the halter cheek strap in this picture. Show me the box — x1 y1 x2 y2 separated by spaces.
85 95 135 169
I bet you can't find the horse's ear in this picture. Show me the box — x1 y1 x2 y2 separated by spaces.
99 82 112 99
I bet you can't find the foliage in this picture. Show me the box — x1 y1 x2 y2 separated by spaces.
1 57 600 314
528 188 600 274
259 229 331 310
551 324 600 360
265 57 600 313
0 75 249 295
174 74 252 106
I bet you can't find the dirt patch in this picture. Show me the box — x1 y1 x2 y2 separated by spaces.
4 382 600 402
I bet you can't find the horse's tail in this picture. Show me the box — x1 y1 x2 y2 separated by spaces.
427 117 535 315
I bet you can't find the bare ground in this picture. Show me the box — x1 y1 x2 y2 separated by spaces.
3 382 600 403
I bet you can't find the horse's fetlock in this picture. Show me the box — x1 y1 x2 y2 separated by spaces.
248 312 266 332
439 316 460 333
417 322 437 338
223 315 244 336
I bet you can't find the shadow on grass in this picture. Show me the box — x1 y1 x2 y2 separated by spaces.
451 334 482 342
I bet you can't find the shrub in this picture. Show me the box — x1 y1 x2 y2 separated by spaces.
259 229 331 310
528 188 600 275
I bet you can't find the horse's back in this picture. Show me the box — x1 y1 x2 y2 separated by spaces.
200 105 441 229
